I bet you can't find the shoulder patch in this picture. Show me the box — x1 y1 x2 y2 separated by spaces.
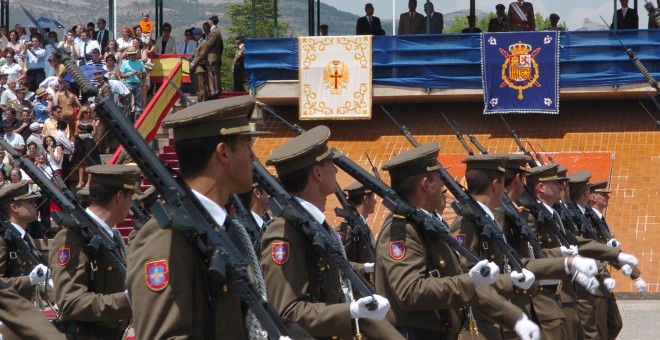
390 241 405 260
145 259 169 291
57 248 70 265
272 242 289 264
454 234 466 246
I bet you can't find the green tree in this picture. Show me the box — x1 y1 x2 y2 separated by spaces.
446 16 468 34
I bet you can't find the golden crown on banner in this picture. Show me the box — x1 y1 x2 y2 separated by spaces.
509 41 532 55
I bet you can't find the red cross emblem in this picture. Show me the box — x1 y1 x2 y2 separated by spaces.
145 259 169 291
272 242 289 265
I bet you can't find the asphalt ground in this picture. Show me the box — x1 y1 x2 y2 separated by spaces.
617 299 660 339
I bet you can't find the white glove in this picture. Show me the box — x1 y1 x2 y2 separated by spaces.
364 263 375 273
571 256 598 276
513 314 541 340
125 289 132 307
560 245 579 256
349 295 390 320
635 277 647 292
29 264 49 285
573 272 600 294
469 260 500 288
617 253 638 267
603 278 616 293
621 264 633 277
511 269 535 290
607 238 621 248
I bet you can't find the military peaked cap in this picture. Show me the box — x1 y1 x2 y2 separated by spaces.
462 153 508 173
382 143 444 181
344 182 372 198
0 181 40 206
525 163 567 183
590 180 612 193
266 125 337 175
87 165 142 193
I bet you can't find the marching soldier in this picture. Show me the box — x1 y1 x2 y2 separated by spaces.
375 143 540 339
261 125 401 339
189 28 209 102
50 165 140 339
336 182 376 281
0 181 50 300
128 96 268 339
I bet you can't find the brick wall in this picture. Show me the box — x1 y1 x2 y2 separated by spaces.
252 99 659 293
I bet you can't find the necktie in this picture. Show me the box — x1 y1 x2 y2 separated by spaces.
97 30 103 43
184 42 188 54
83 41 88 60
23 233 36 250
623 8 627 17
552 211 566 234
112 229 128 264
409 12 413 20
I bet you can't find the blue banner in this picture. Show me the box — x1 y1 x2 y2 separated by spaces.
482 32 559 114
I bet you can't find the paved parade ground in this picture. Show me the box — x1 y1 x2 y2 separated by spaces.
617 300 660 339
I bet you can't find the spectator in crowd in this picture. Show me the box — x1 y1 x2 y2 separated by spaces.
95 19 110 51
103 53 119 80
42 105 64 138
0 77 17 112
398 0 424 35
0 107 21 135
71 105 100 189
116 26 135 61
44 31 58 77
16 107 32 143
6 87 31 116
48 55 66 79
508 0 535 31
33 88 54 125
119 46 146 122
546 13 564 31
134 26 143 43
1 51 23 83
104 39 118 59
423 2 443 34
43 135 62 175
319 24 329 36
0 167 9 188
139 12 154 43
233 35 245 92
461 15 483 33
72 24 84 45
189 28 208 102
356 3 386 35
0 26 8 49
4 122 25 154
10 168 22 183
87 48 105 67
488 4 508 32
54 82 81 136
177 28 197 55
15 25 27 42
155 22 176 55
612 0 639 29
26 122 45 156
54 117 73 180
78 30 101 63
0 73 7 91
21 34 46 92
138 40 154 109
57 31 79 59
24 141 38 162
6 31 21 55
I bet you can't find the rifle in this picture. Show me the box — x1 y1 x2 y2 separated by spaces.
517 190 577 247
638 100 660 128
0 139 128 278
647 0 660 28
229 193 264 250
381 106 526 278
498 114 537 168
262 106 376 264
57 51 296 340
441 113 474 155
0 218 47 269
583 206 616 243
252 161 379 309
565 202 598 240
526 140 546 166
537 144 555 164
452 119 488 155
364 153 382 181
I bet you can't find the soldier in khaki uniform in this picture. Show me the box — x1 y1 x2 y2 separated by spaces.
206 15 224 97
128 96 268 339
336 182 376 280
0 280 64 340
451 154 600 340
261 125 401 339
375 143 540 340
0 181 50 300
521 164 639 339
189 27 209 102
50 164 140 339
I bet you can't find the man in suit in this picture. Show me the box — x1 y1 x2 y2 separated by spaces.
488 4 508 32
95 18 110 51
398 0 424 35
612 0 639 29
507 0 535 31
356 3 386 35
206 15 224 97
423 2 443 34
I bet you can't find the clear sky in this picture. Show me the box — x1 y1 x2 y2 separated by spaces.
324 0 655 31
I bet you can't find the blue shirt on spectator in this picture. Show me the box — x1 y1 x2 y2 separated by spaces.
33 99 50 123
120 59 146 84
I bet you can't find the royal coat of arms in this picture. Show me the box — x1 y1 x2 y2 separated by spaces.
499 41 541 100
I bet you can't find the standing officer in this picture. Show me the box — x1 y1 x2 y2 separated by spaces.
261 125 400 339
50 164 140 339
507 0 535 31
128 96 267 339
336 182 377 280
206 15 224 98
375 143 540 339
189 28 209 102
0 181 50 301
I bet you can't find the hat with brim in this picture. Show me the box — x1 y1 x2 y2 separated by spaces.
266 125 338 176
567 170 592 198
35 88 48 98
504 153 532 172
382 143 445 182
87 164 142 194
589 180 612 194
462 153 508 173
525 163 567 183
29 122 43 131
125 47 139 55
344 181 372 198
0 181 41 207
162 95 268 141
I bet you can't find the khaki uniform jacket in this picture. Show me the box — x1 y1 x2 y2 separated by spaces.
336 220 374 276
376 214 521 334
261 216 401 339
49 228 131 334
127 217 248 339
0 236 35 299
206 27 223 64
0 281 65 340
190 40 209 74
